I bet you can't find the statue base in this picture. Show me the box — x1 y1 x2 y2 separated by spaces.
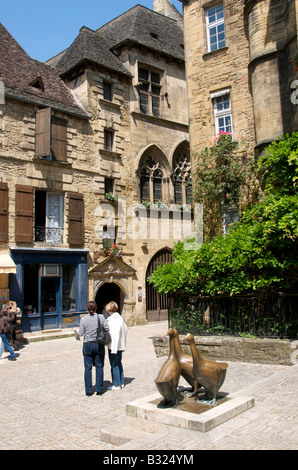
126 388 255 433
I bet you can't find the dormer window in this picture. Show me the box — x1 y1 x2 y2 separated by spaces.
30 76 44 91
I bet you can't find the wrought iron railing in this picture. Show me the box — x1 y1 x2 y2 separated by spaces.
169 293 298 339
35 226 63 243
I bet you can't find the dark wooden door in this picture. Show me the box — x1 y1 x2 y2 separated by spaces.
146 249 172 322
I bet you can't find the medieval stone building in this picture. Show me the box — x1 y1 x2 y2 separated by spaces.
0 1 190 331
179 0 298 231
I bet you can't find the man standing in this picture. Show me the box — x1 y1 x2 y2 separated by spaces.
0 309 17 361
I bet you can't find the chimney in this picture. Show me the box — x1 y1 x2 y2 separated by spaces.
153 0 183 25
153 0 167 15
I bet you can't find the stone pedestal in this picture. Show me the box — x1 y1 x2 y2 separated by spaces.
126 391 255 433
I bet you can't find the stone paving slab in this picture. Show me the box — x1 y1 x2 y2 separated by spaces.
0 321 297 450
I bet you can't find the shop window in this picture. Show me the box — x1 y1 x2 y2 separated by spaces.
23 263 76 314
62 264 76 311
23 264 39 315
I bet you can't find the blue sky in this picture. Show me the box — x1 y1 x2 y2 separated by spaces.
1 0 183 62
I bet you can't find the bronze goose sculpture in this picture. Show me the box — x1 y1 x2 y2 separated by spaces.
172 329 195 390
184 333 228 406
155 328 182 407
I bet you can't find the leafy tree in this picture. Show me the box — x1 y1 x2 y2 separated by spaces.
149 133 298 297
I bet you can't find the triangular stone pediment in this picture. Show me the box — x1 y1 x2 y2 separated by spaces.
89 256 136 276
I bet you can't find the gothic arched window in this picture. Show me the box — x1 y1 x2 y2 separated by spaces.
172 147 192 205
139 155 164 203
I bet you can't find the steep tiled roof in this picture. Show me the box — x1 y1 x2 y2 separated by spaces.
0 23 89 118
53 26 132 77
97 5 185 61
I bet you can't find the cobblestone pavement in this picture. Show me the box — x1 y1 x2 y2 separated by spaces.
0 321 297 451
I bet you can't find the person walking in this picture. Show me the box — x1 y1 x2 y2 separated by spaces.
74 301 110 396
0 308 17 361
105 301 127 390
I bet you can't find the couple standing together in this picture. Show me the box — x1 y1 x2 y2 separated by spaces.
75 300 127 396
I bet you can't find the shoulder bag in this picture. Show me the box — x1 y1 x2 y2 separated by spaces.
96 314 111 345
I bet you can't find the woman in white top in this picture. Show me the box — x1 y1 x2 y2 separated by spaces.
106 301 127 390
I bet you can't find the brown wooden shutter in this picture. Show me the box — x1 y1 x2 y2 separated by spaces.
15 185 33 243
35 108 51 158
52 116 67 162
68 192 84 245
0 183 8 241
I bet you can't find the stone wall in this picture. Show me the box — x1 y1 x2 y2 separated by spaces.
245 0 298 147
153 333 298 365
182 0 256 156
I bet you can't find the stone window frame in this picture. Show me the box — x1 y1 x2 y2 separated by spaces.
136 62 164 118
172 146 192 205
104 129 114 151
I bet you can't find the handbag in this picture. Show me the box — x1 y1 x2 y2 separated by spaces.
96 314 111 345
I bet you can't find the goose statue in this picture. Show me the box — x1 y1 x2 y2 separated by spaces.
184 333 228 406
172 329 195 390
154 328 182 407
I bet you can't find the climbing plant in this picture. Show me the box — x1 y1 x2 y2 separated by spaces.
193 131 259 238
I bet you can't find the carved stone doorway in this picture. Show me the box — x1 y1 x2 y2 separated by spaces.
95 282 122 315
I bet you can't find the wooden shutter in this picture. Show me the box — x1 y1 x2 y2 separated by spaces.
0 183 8 241
52 116 67 162
35 108 51 158
15 185 33 243
68 192 84 245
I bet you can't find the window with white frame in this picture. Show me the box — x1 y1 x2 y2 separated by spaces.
212 90 233 136
206 4 226 53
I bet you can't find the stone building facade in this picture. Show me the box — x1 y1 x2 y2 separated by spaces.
0 1 190 331
179 0 298 231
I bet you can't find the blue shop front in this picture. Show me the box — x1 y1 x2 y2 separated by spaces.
10 248 89 332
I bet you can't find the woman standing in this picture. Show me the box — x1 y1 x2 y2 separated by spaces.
106 301 127 390
75 301 110 396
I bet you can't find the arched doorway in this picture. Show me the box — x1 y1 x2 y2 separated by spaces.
146 248 173 322
95 282 122 315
